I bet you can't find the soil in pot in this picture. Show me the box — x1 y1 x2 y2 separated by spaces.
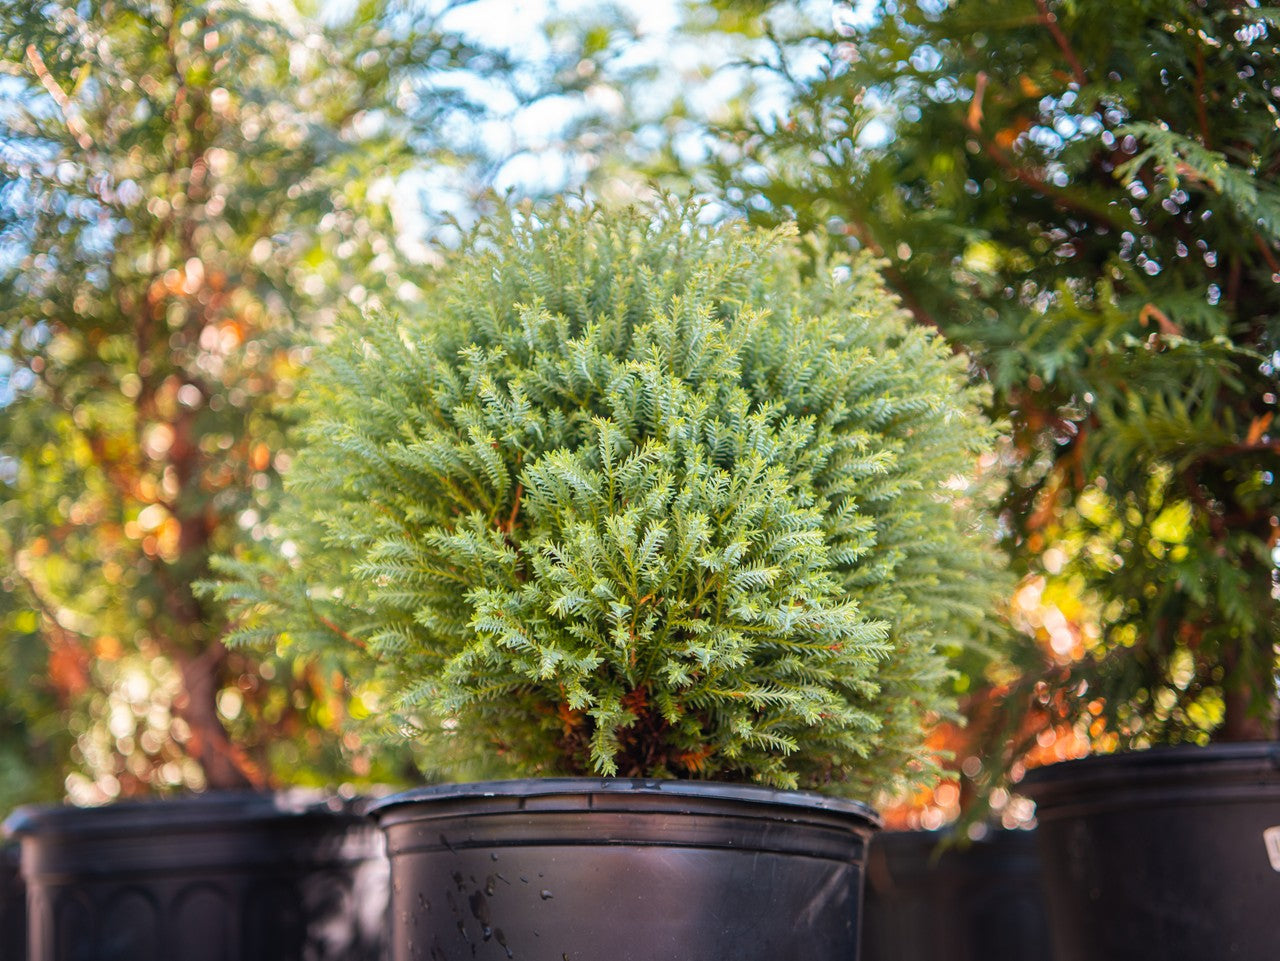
369 778 879 961
1023 743 1280 961
6 790 388 961
860 828 1053 961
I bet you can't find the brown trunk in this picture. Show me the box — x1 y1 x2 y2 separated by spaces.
1219 640 1279 741
174 641 265 790
1220 678 1278 741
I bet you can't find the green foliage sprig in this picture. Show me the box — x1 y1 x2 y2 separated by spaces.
216 200 1003 795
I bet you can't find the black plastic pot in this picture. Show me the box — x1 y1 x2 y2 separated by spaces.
860 828 1053 961
7 791 389 961
0 842 24 961
368 778 879 961
1023 743 1280 960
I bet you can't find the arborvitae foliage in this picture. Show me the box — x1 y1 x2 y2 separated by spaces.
215 201 1003 795
695 2 1280 745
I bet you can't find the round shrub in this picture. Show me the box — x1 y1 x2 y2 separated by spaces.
220 200 1004 796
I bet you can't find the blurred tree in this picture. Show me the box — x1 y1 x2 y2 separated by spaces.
691 0 1280 755
0 0 498 800
0 583 70 814
408 1 729 215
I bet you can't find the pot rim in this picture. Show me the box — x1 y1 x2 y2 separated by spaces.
3 788 365 840
1020 741 1280 810
365 776 880 824
1023 741 1280 782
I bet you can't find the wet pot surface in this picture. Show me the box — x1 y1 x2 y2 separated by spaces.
370 779 879 961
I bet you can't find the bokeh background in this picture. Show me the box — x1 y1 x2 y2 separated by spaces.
1 0 1276 831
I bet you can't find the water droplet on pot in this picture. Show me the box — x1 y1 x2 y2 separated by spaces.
540 889 554 900
495 928 513 959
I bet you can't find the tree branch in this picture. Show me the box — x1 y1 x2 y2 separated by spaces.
24 45 93 149
493 481 521 533
963 71 1124 229
1033 0 1087 87
1254 234 1280 275
319 615 367 650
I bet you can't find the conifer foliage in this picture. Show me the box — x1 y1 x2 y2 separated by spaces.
217 201 1002 794
695 1 1280 746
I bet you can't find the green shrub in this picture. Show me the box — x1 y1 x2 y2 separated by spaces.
214 200 1005 795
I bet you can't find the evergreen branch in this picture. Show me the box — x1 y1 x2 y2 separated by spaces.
965 75 1127 230
1033 0 1087 87
318 615 367 651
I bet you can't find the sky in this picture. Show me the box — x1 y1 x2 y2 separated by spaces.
440 0 682 47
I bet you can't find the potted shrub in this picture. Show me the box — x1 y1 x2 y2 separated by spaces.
214 200 1004 960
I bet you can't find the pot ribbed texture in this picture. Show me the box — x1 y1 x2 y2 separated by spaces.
7 791 388 961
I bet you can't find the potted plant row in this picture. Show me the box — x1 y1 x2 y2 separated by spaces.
211 199 1007 960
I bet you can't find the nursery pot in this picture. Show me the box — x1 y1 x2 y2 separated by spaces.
1023 743 1280 960
860 828 1053 961
368 778 879 961
0 842 24 961
7 791 389 961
